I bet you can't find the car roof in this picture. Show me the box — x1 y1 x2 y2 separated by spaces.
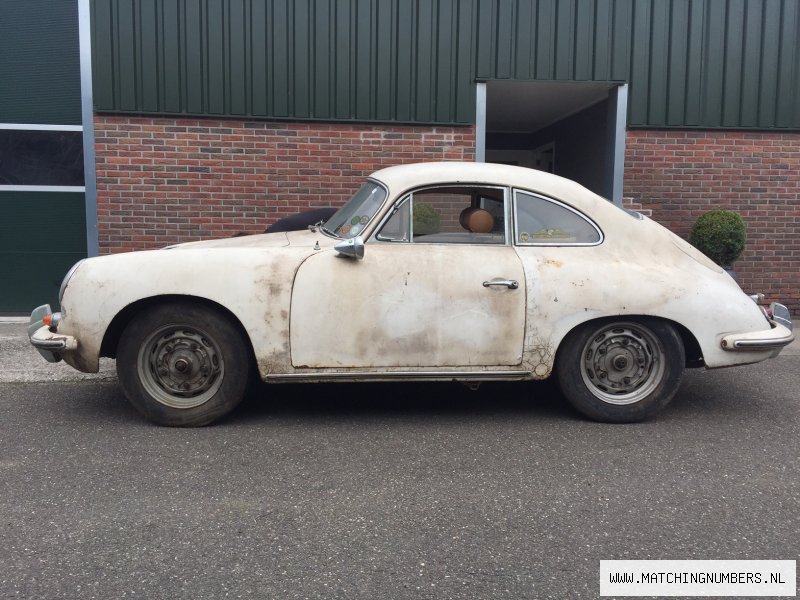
369 161 601 208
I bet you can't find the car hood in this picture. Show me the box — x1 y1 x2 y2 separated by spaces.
164 229 336 250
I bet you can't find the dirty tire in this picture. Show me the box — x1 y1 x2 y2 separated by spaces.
556 318 684 423
116 302 251 426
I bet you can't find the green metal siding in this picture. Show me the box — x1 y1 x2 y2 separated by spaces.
0 192 87 312
0 0 82 125
92 0 479 124
91 0 800 129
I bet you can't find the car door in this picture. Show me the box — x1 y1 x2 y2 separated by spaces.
289 185 526 369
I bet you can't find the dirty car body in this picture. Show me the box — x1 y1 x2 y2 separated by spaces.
29 162 794 425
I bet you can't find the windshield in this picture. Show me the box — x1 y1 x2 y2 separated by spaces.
323 181 387 238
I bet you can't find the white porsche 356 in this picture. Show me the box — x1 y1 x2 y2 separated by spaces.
29 162 793 426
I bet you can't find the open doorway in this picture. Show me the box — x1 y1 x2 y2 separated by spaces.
479 80 627 205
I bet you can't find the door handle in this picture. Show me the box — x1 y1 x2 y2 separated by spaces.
482 279 519 290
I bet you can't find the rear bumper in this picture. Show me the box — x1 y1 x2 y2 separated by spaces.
28 304 78 363
720 303 794 354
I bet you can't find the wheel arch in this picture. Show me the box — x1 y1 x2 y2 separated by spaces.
100 294 256 365
554 315 703 370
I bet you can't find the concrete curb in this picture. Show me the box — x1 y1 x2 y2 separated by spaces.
1 322 116 383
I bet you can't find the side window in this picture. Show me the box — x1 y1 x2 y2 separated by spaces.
514 190 602 245
375 186 507 245
375 195 411 242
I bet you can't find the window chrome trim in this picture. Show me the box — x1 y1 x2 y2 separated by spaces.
512 188 604 247
370 184 511 246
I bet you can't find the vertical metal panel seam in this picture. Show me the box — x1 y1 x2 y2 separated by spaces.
330 0 336 119
693 0 707 126
720 0 729 126
201 0 207 114
134 0 141 110
391 0 398 120
592 0 601 80
531 0 540 79
372 0 379 120
738 0 748 125
390 0 397 120
755 0 767 125
773 0 788 127
308 0 314 119
700 0 710 125
224 0 230 115
162 0 167 112
682 0 691 123
352 0 358 119
111 0 119 109
666 0 674 124
489 0 496 78
411 0 426 118
246 0 253 116
627 0 634 120
454 0 464 121
433 0 440 119
645 0 653 124
156 0 163 112
793 0 800 124
292 0 298 118
511 0 519 78
179 0 186 113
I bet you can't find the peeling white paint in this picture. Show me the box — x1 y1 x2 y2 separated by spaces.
48 162 791 382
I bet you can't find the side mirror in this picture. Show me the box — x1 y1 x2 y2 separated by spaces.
334 236 365 259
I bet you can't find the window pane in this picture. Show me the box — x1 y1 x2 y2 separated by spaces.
410 186 505 245
515 191 600 244
376 195 411 242
324 181 386 238
0 130 84 186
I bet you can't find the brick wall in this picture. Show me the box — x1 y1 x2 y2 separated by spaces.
624 130 800 314
95 116 798 314
94 116 475 253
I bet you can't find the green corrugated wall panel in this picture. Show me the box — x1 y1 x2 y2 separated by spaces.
91 0 800 128
0 0 82 125
0 192 87 313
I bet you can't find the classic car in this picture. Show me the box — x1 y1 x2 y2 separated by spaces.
28 162 794 426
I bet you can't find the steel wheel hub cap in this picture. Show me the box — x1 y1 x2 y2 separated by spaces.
580 323 665 405
138 325 224 409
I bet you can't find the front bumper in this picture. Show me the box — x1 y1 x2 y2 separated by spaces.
720 303 794 353
28 304 78 363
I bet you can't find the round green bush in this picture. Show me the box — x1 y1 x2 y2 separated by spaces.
413 203 441 235
689 209 746 267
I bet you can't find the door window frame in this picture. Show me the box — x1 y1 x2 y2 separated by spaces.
370 184 511 246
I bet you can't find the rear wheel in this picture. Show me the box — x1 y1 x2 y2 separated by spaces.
116 302 251 426
556 319 684 423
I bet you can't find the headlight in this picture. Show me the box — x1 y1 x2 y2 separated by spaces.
59 259 85 305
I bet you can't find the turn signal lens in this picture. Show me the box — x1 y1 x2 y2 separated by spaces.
42 312 61 330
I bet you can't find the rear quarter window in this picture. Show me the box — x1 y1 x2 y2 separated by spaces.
513 190 602 246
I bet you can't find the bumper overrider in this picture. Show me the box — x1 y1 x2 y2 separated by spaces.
720 302 794 354
28 304 78 363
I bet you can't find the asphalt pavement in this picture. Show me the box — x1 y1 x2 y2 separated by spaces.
1 321 798 599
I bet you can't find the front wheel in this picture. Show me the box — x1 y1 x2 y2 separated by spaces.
116 302 252 426
556 319 684 423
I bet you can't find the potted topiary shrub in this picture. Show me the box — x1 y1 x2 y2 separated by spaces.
689 209 746 278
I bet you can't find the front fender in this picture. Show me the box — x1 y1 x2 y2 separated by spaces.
58 247 315 374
